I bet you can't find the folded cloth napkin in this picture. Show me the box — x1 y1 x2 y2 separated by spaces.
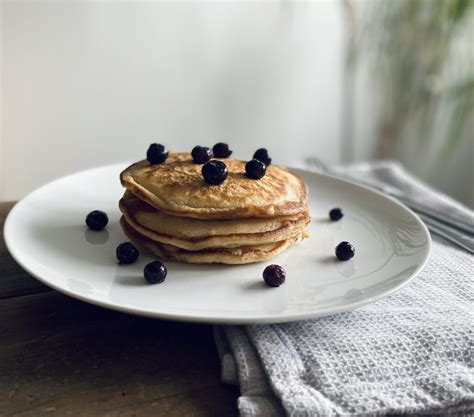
214 162 474 417
330 161 473 233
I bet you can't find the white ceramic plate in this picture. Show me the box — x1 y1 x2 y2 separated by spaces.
5 164 431 324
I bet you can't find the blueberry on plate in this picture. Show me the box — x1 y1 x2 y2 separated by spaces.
191 146 213 164
144 260 167 284
85 210 108 231
263 264 286 287
213 142 233 158
245 159 267 180
329 208 344 221
147 143 169 165
202 160 228 185
253 148 271 166
116 242 140 264
335 241 355 261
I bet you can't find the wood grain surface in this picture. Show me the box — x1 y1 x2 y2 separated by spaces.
0 202 239 417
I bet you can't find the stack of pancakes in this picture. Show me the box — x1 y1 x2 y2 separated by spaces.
119 153 310 264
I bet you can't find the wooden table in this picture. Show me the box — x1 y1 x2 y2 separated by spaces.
0 202 239 417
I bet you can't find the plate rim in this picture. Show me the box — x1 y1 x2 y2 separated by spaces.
4 163 432 324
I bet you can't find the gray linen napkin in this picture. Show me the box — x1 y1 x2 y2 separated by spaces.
214 162 474 417
331 161 473 233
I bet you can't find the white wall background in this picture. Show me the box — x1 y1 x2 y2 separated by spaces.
1 1 472 206
1 0 344 200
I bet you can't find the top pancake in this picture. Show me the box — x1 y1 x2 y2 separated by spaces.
120 152 307 219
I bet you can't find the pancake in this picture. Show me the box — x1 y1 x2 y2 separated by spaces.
120 216 302 264
120 152 307 219
119 191 310 250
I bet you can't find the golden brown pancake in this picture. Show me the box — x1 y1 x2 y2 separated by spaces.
120 216 302 264
119 191 310 250
120 153 307 219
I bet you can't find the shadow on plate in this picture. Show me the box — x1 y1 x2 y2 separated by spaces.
29 223 117 266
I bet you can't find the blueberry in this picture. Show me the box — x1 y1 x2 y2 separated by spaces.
329 208 344 221
85 210 108 231
335 241 355 261
263 264 286 287
253 148 271 166
147 143 169 164
213 142 233 158
144 260 167 284
245 159 267 180
116 242 139 264
191 146 213 164
202 160 228 185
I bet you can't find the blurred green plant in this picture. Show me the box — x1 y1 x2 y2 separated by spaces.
358 0 474 160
